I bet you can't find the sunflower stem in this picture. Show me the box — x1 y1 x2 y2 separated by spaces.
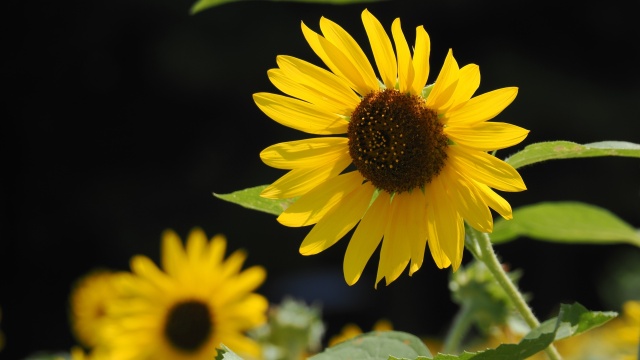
442 302 475 354
469 227 563 360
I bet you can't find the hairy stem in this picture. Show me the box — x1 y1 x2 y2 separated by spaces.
469 227 563 360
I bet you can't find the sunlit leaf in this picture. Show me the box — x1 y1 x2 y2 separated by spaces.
310 331 432 360
505 140 640 170
392 303 617 360
191 0 387 15
213 185 296 216
490 201 640 246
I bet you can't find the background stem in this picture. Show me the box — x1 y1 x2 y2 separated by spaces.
442 302 475 354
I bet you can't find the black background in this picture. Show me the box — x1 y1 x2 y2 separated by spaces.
2 0 639 358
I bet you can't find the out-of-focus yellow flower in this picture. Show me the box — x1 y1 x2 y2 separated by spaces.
100 228 268 360
328 319 392 346
69 269 129 348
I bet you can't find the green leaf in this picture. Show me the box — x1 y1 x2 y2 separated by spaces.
491 201 640 246
505 140 640 170
309 331 431 360
213 185 296 216
399 303 617 360
191 0 386 15
527 303 617 342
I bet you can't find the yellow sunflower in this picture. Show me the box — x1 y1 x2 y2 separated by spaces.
100 228 268 360
69 269 128 348
254 9 528 287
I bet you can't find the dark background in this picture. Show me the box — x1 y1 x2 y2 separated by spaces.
2 0 639 358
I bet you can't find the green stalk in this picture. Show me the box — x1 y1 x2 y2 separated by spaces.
442 302 475 354
468 227 563 360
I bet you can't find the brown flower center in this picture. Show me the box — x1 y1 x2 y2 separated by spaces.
347 89 448 193
164 300 213 353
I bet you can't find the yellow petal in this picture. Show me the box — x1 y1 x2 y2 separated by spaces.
426 49 459 112
268 68 353 115
220 250 247 279
276 55 361 109
219 293 269 326
301 21 373 96
278 171 364 227
361 9 397 90
343 188 389 285
161 229 186 277
403 191 428 276
319 17 379 92
448 64 480 110
441 167 493 233
376 192 413 286
186 227 207 265
445 87 518 126
299 182 375 255
473 181 513 220
205 235 226 270
445 122 529 151
218 266 267 304
448 146 527 192
130 255 172 291
260 137 348 169
253 92 348 135
261 153 352 199
391 18 414 94
426 177 464 270
425 192 451 269
410 25 430 96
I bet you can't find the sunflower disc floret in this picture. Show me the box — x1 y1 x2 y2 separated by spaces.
348 89 448 193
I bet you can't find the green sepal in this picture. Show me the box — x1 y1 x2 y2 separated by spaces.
309 331 432 360
491 201 640 246
213 185 296 216
505 140 640 170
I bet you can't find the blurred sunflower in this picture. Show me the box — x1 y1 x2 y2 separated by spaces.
255 9 527 286
69 269 128 348
100 228 268 360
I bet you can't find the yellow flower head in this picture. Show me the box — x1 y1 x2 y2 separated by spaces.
254 9 527 287
100 228 268 360
69 269 128 348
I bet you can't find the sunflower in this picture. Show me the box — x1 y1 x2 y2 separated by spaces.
100 228 268 360
69 269 128 348
254 9 528 287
